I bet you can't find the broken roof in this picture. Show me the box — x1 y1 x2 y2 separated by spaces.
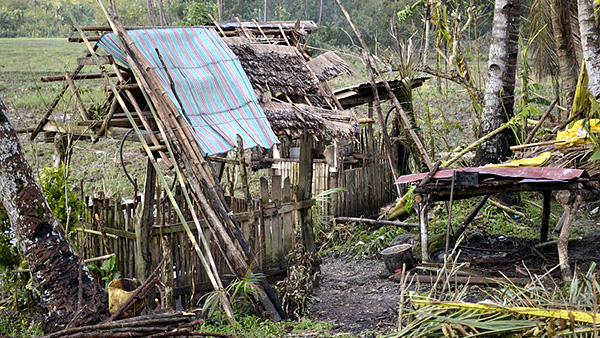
223 37 328 106
334 77 429 109
98 27 278 154
262 101 358 138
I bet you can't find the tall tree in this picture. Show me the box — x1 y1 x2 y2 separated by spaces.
578 0 600 99
551 0 579 109
0 97 108 332
475 0 521 165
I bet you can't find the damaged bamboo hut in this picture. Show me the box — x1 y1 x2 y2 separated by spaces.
28 13 400 317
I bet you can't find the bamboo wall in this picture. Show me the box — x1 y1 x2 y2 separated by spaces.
78 175 298 309
273 159 394 217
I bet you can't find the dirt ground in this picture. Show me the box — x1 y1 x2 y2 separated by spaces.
309 225 600 336
309 255 399 336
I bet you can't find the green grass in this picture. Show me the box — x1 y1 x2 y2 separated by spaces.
0 38 147 198
199 312 335 338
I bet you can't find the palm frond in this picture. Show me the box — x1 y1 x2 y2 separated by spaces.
526 0 559 80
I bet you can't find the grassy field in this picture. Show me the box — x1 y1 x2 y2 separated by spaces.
0 38 147 199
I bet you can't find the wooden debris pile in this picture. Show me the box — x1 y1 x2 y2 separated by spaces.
42 311 231 338
514 143 598 176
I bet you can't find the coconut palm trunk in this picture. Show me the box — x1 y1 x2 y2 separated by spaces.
578 0 600 99
475 0 521 165
551 0 579 110
0 97 108 332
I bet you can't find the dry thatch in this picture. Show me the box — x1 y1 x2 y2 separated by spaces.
223 37 327 105
306 51 353 81
262 101 358 139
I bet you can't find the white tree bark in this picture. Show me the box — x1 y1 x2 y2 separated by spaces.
476 0 521 165
0 97 108 331
578 0 600 99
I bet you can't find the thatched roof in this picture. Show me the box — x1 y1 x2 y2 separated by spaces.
306 51 353 81
334 77 429 109
223 37 327 105
262 101 358 139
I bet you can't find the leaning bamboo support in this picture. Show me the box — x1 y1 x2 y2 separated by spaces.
441 114 518 167
31 47 97 140
94 4 285 320
111 77 235 323
74 9 235 322
64 72 92 121
523 98 558 144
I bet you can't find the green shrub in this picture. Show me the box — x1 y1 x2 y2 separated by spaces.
38 164 84 233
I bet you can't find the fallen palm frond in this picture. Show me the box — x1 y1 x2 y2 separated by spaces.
388 257 600 337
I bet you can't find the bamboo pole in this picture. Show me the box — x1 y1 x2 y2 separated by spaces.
442 114 519 167
523 98 558 144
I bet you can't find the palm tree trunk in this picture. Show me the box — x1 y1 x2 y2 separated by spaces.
0 97 108 332
475 0 521 165
578 0 600 99
551 0 579 110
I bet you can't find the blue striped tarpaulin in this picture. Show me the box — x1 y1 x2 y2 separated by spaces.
98 27 278 155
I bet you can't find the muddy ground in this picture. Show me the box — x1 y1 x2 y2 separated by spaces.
309 255 399 336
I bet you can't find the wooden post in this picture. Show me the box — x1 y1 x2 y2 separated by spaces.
453 195 490 242
135 158 156 281
297 134 315 252
540 190 551 242
237 135 256 255
556 190 582 280
367 102 375 160
64 72 92 121
418 197 430 262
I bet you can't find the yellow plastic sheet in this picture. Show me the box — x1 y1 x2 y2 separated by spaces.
486 151 553 167
556 119 600 146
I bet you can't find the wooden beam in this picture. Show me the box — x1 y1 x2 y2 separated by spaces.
453 195 490 242
64 72 92 121
41 72 119 82
95 97 119 139
540 190 552 242
68 35 101 42
135 159 156 281
77 55 112 66
297 134 315 252
335 217 418 229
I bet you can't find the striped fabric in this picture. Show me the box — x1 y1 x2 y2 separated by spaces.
98 27 278 155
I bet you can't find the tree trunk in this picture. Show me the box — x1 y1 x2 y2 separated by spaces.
263 0 268 22
578 0 600 99
158 0 168 26
475 0 521 165
146 0 156 26
551 0 579 110
0 97 108 332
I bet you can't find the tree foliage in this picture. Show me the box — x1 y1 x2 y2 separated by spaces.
0 0 493 52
